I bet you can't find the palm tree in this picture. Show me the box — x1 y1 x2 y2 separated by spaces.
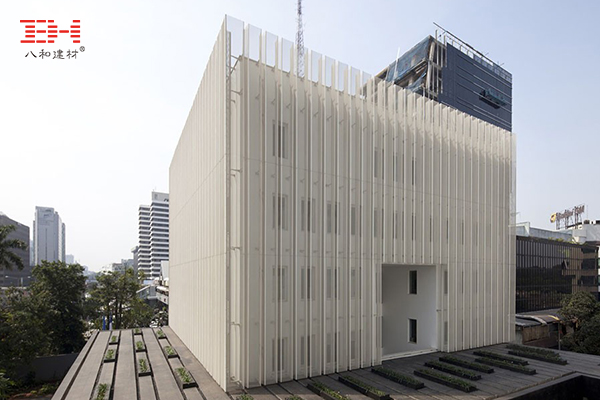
0 225 28 271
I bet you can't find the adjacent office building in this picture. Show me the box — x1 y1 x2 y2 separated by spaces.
0 213 31 287
376 32 512 131
516 222 600 313
137 192 169 280
170 17 516 390
33 206 66 265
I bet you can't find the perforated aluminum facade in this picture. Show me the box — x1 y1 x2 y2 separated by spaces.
169 16 516 391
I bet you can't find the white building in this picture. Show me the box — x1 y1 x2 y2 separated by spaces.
170 17 516 391
138 192 169 279
33 206 66 265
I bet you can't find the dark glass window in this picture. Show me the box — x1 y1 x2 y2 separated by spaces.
409 270 417 294
409 319 417 343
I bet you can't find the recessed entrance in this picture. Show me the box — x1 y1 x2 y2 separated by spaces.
382 264 438 359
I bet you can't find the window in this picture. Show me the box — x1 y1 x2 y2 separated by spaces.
272 195 288 230
300 199 305 231
327 203 332 234
409 270 417 294
300 336 305 365
272 266 288 302
374 149 378 178
300 267 306 300
272 122 287 159
272 337 286 372
351 206 356 236
334 202 339 235
409 319 417 343
394 212 398 239
327 268 332 299
374 209 379 238
444 270 448 295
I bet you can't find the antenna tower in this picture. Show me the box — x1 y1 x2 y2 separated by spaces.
296 0 304 76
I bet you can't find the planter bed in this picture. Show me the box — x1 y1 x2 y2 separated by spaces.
109 334 119 345
439 356 494 373
174 367 197 389
285 397 303 400
473 350 528 365
156 329 167 339
414 369 477 393
424 361 481 381
135 340 146 353
94 383 110 400
507 350 568 365
133 328 142 335
138 358 152 377
371 366 424 390
338 375 391 400
506 344 568 365
163 345 178 359
237 395 254 400
308 381 351 400
475 357 536 375
104 348 117 363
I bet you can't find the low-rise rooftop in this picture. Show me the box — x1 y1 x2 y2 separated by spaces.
53 326 600 400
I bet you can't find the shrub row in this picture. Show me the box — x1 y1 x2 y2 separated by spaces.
156 329 166 339
237 394 254 400
371 366 424 389
164 345 178 358
414 369 477 393
109 335 119 345
136 341 146 352
424 361 481 380
175 367 197 389
104 349 116 363
95 383 109 400
133 328 142 335
475 357 536 375
308 381 351 400
439 356 494 373
473 350 528 365
338 375 391 400
138 358 151 377
506 344 568 365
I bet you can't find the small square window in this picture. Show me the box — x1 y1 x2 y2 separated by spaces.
409 319 417 343
409 270 417 294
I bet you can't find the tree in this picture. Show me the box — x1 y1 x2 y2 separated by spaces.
0 225 27 271
91 269 153 329
560 291 600 330
30 261 87 354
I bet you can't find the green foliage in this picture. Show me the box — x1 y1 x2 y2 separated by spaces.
136 341 145 351
285 396 303 400
340 375 388 397
506 344 567 364
560 291 600 330
473 350 528 365
156 329 166 339
310 381 351 400
0 225 27 272
439 356 494 373
415 369 477 392
109 335 118 344
95 383 109 400
104 349 116 362
238 394 254 400
0 373 15 400
475 357 536 374
138 358 149 373
164 345 177 356
424 361 480 380
30 261 87 354
90 268 153 329
133 328 142 335
371 366 424 387
175 367 193 383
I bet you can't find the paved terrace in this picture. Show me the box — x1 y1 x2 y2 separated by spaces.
53 326 600 400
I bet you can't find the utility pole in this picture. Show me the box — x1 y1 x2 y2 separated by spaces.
296 0 304 76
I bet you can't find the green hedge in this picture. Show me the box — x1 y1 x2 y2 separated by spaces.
371 366 424 389
473 350 528 365
310 381 351 400
439 356 494 373
475 357 536 375
424 361 481 380
506 344 568 365
414 369 477 392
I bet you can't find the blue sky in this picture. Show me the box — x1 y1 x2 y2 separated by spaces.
1 0 599 270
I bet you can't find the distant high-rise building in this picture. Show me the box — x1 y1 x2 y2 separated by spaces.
138 192 169 280
0 213 32 287
65 254 75 264
33 206 66 265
